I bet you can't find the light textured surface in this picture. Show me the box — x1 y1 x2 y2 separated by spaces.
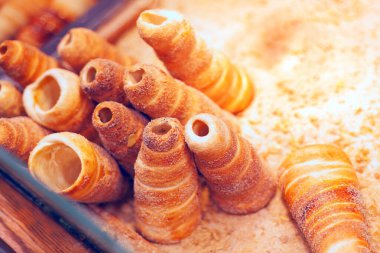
116 0 380 252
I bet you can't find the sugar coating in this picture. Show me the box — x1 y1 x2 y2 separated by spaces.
114 0 380 252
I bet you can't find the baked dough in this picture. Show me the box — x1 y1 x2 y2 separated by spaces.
0 116 50 162
279 145 372 253
80 59 129 105
185 113 276 214
134 118 201 244
137 9 254 114
0 40 58 87
23 68 98 142
123 64 239 132
29 132 128 203
92 101 149 176
0 80 24 117
58 28 133 72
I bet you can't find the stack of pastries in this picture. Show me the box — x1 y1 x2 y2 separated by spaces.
0 0 95 46
0 1 378 252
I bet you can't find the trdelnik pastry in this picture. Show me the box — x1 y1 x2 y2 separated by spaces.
137 9 254 114
29 132 128 203
278 145 373 253
0 40 58 88
23 68 99 142
134 118 201 244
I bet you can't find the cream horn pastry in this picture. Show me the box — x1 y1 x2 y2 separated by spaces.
134 118 201 244
29 132 128 203
137 9 254 114
80 59 129 104
0 80 25 117
58 28 133 72
16 0 95 48
185 113 275 214
92 101 149 176
0 0 50 41
23 68 98 142
0 40 58 88
278 144 373 253
0 116 51 162
124 64 239 132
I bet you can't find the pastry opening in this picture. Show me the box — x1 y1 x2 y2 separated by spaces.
0 45 7 56
152 122 172 135
85 66 97 83
35 75 61 111
192 120 209 137
129 69 144 84
141 12 168 26
32 143 82 192
98 107 112 123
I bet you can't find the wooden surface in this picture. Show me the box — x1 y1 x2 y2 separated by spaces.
0 177 89 253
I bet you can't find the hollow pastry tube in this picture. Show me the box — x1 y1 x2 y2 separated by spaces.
16 0 96 47
80 59 129 104
134 117 201 244
58 28 133 72
185 113 276 214
29 132 128 203
124 64 239 132
0 80 25 117
0 116 51 162
92 101 149 176
0 40 58 88
0 0 50 41
23 68 99 142
137 9 254 113
278 145 373 253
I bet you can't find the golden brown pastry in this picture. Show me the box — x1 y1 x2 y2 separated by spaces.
80 59 128 104
0 40 58 88
29 132 128 203
92 101 149 176
124 64 239 132
184 113 276 214
0 80 25 117
16 0 95 47
0 116 51 162
58 28 133 72
137 9 254 113
134 118 201 244
0 0 51 41
278 145 372 253
23 68 98 142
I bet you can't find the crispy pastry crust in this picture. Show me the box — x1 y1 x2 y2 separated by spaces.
185 113 275 214
92 101 149 176
23 68 99 142
124 63 239 132
137 9 254 113
278 145 373 253
0 80 25 117
0 116 51 162
80 59 129 104
0 40 58 87
58 28 133 72
16 0 95 47
0 0 50 41
134 118 201 244
29 132 128 203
